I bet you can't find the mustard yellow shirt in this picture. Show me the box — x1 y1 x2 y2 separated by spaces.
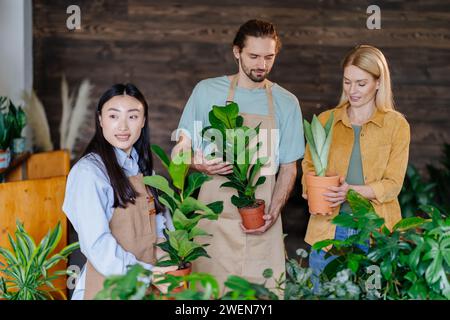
301 104 411 247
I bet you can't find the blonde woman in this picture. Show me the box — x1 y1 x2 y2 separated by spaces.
301 45 410 290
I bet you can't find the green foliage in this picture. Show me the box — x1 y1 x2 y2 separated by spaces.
221 274 279 300
399 143 450 218
6 99 27 139
0 220 80 300
96 263 274 300
303 112 334 177
427 143 450 215
0 97 12 150
202 102 267 208
399 164 436 218
143 145 223 270
97 188 450 301
312 189 450 300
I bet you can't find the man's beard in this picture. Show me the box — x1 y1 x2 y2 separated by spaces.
240 58 270 83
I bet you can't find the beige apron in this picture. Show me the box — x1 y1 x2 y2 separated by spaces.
193 75 286 296
84 174 157 300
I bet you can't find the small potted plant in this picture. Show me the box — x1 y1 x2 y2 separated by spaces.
0 99 12 169
5 99 27 155
143 145 223 290
202 102 268 229
303 112 340 214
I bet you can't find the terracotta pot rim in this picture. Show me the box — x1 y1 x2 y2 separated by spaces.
306 172 339 179
238 199 265 211
180 262 192 270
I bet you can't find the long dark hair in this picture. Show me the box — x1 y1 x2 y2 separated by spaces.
82 83 163 212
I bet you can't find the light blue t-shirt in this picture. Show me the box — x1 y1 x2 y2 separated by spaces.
177 76 305 169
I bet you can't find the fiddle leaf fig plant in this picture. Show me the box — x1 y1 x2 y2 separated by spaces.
143 145 223 270
303 112 334 177
202 102 267 209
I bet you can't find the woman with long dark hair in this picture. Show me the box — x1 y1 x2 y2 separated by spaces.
63 83 176 300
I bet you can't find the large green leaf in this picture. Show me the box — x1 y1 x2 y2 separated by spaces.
253 176 266 188
347 190 377 216
303 120 323 176
172 208 202 231
151 144 170 169
183 172 211 199
155 239 180 265
188 226 211 239
311 115 326 157
248 157 267 187
158 194 176 213
178 239 202 259
331 212 358 229
167 230 189 252
179 196 215 216
58 241 80 257
212 103 239 129
319 114 334 174
393 217 429 231
184 246 210 263
143 175 178 204
168 151 190 192
206 201 223 215
324 111 334 136
230 195 253 209
221 180 246 193
0 247 17 265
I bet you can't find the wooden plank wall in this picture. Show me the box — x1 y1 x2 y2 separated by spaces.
32 0 450 172
32 1 450 257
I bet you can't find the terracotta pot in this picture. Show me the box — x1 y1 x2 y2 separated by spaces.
238 199 265 229
152 263 192 298
305 172 340 215
166 263 192 293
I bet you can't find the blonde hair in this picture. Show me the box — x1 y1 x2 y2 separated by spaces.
338 45 395 111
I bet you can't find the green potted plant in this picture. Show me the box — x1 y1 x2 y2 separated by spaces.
0 220 80 300
5 98 27 155
312 189 450 300
143 145 223 287
303 112 339 214
202 102 268 229
0 97 12 169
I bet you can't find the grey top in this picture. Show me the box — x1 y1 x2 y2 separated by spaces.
341 125 365 215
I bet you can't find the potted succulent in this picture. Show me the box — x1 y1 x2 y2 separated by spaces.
202 102 268 229
0 99 12 169
143 145 223 290
5 98 27 155
303 112 339 214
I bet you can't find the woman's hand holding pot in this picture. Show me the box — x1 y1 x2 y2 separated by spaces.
322 176 350 208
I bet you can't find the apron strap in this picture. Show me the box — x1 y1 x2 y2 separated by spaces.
226 75 276 121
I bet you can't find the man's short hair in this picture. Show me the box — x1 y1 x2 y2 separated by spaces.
233 19 282 53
